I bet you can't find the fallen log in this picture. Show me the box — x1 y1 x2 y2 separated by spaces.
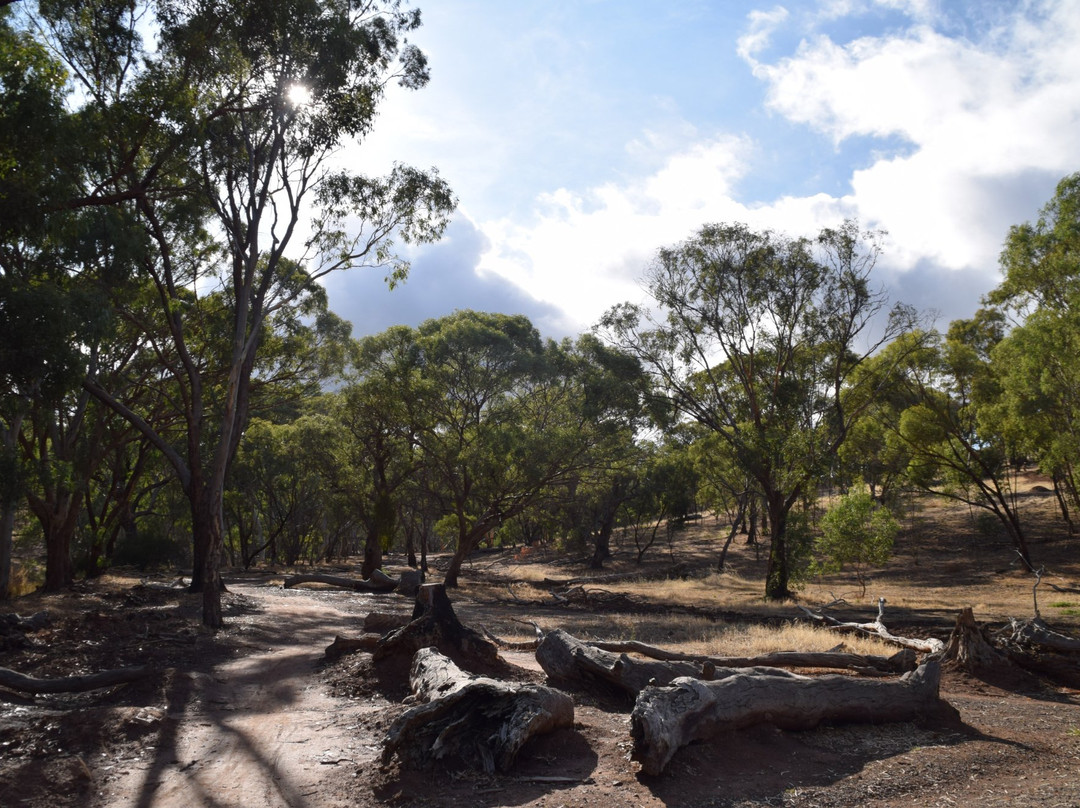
537 629 721 696
0 665 153 694
1008 617 1080 652
283 569 397 592
363 611 411 635
631 657 949 776
797 597 945 655
588 639 916 675
381 647 574 773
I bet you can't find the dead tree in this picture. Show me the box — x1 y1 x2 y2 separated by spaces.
798 597 946 654
381 647 574 773
942 607 1008 672
631 658 949 776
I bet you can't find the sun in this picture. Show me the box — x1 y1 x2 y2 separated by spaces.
286 83 313 107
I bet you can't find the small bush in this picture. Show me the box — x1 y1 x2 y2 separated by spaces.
814 490 899 596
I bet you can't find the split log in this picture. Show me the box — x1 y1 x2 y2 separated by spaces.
0 665 153 694
631 658 948 776
373 584 499 673
588 639 916 675
798 597 946 655
381 647 574 773
283 569 397 592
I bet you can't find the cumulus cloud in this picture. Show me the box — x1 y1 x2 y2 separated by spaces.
749 1 1080 269
322 215 562 338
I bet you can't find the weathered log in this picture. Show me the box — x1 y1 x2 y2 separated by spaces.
381 647 574 773
373 584 499 672
0 665 153 694
798 597 946 655
631 658 948 776
588 639 917 675
1008 617 1080 652
537 629 718 696
324 633 381 660
283 569 397 592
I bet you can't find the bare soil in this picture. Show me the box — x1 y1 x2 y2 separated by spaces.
3 484 1080 808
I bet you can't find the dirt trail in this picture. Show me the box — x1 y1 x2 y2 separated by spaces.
95 585 378 808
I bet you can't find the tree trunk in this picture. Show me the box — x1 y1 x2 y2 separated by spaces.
0 503 15 600
0 664 153 694
631 658 949 776
373 583 499 673
764 492 791 600
381 647 574 773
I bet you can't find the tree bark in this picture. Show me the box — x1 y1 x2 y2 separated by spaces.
381 647 574 773
631 658 949 776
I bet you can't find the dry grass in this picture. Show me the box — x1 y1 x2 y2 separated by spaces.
456 474 1080 653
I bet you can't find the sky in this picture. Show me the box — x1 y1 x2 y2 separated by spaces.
321 0 1080 341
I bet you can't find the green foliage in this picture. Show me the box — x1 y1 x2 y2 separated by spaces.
814 490 898 596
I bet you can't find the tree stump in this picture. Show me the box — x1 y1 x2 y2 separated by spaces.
372 584 499 674
630 658 950 776
381 647 574 773
943 607 1008 672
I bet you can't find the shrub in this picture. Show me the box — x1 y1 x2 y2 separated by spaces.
814 490 899 596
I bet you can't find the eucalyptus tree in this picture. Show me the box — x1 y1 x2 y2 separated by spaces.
988 172 1080 532
601 221 916 599
881 315 1033 567
30 0 453 626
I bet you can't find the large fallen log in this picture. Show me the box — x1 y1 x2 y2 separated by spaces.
0 665 153 694
1008 617 1080 652
631 658 949 776
535 630 915 698
381 647 574 773
283 569 397 592
588 639 916 675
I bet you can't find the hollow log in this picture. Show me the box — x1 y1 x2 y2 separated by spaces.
0 665 153 694
373 584 499 673
283 569 397 592
381 647 574 773
631 658 948 776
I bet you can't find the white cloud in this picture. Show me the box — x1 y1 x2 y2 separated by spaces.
736 6 791 61
748 0 1080 270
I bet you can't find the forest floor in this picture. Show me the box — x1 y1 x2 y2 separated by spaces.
3 477 1080 807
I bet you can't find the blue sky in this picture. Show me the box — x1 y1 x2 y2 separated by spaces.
323 0 1080 340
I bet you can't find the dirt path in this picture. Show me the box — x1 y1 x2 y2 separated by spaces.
94 585 381 808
